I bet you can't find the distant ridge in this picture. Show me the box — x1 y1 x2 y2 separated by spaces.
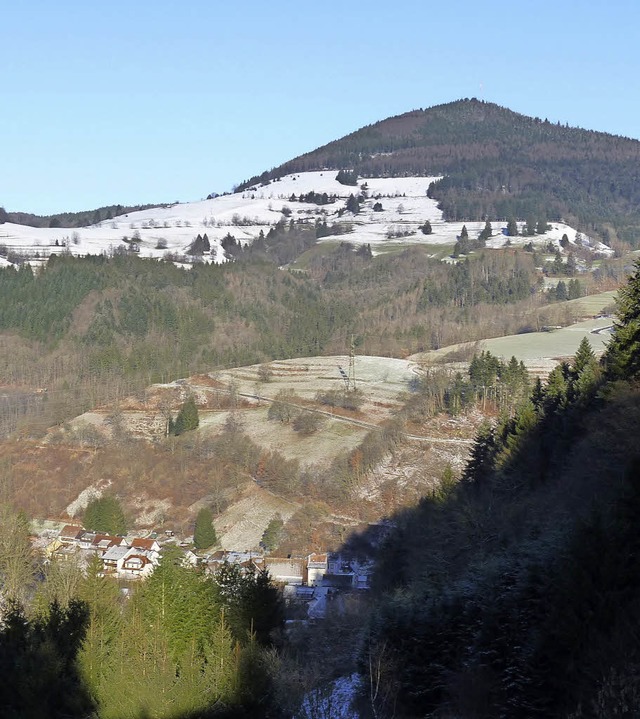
238 99 640 245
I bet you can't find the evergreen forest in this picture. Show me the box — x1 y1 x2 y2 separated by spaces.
0 234 606 439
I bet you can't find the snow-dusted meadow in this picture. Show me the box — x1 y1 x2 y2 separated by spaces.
0 171 612 267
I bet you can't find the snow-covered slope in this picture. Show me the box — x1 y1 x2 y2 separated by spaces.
0 172 612 267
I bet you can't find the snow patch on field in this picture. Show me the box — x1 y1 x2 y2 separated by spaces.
0 171 604 266
413 316 614 377
297 673 362 719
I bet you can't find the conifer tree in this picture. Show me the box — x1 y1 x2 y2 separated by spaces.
194 507 217 551
478 219 492 245
573 337 596 376
555 280 568 301
462 422 497 485
531 377 545 413
0 599 94 717
568 278 582 299
0 506 35 603
536 218 549 234
526 216 537 236
84 495 126 535
552 249 565 275
173 396 199 435
568 336 600 401
543 363 569 413
139 546 220 663
78 555 122 696
336 169 358 186
261 514 284 552
604 258 640 380
346 194 360 214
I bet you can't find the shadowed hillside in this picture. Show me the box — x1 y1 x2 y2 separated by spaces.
360 259 640 717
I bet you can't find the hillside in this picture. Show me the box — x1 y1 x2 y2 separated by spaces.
4 228 624 441
238 99 640 245
3 100 638 267
0 297 616 553
0 352 479 550
0 171 611 266
360 260 640 717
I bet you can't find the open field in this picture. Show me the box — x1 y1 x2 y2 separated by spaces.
215 355 417 413
0 172 611 267
199 406 369 466
211 485 298 552
412 315 614 376
546 289 617 316
66 355 417 451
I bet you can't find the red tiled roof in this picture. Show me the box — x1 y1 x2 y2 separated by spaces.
60 525 84 539
131 538 156 550
123 554 150 567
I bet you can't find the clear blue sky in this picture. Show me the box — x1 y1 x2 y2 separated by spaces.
2 0 639 214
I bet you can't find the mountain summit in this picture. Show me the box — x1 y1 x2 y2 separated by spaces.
240 99 640 245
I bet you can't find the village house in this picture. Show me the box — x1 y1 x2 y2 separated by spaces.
120 550 156 579
58 524 85 544
264 557 305 585
325 552 372 590
51 542 82 563
101 545 131 575
101 544 159 579
305 552 328 586
90 534 124 556
206 550 264 575
53 525 163 580
43 536 64 559
130 537 161 563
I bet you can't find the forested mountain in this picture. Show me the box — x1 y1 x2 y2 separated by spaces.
238 99 640 245
362 260 640 717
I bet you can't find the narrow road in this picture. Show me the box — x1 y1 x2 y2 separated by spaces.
239 391 476 446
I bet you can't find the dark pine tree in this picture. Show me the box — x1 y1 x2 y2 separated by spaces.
346 194 361 214
555 280 568 301
194 507 217 551
84 495 126 535
604 258 640 380
336 169 358 186
173 396 200 435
